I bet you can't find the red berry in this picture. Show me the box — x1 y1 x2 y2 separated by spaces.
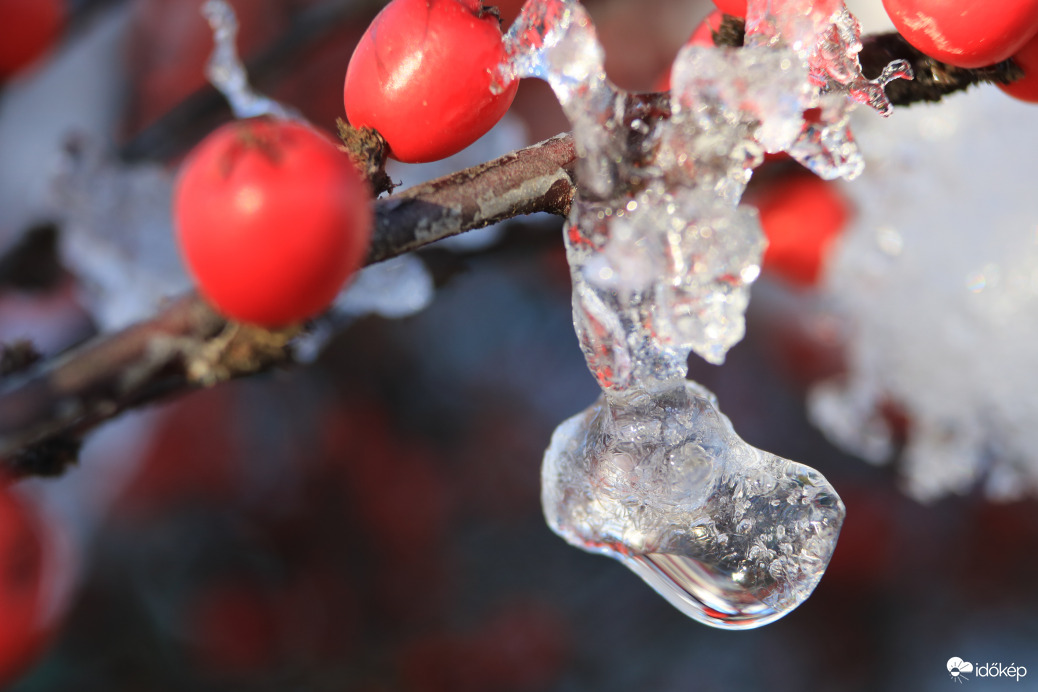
0 0 64 80
999 31 1038 102
0 486 53 685
343 0 519 163
882 0 1038 68
174 118 373 327
711 0 746 18
750 172 850 287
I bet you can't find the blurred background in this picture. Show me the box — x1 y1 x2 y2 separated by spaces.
0 0 1037 690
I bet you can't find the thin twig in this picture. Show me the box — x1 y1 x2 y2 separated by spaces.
0 134 578 474
0 19 1026 476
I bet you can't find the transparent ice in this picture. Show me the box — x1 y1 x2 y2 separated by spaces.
504 0 906 627
50 142 193 331
810 88 1038 501
201 0 299 121
292 254 434 363
543 381 844 629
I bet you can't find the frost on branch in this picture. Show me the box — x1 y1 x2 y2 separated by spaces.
500 0 915 628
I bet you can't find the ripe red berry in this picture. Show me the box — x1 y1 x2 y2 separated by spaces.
174 118 373 327
999 32 1038 102
0 0 65 80
0 486 53 685
343 0 519 163
711 0 746 18
882 0 1038 68
750 172 850 287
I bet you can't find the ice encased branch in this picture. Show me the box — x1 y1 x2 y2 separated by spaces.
502 0 772 384
503 0 883 629
744 0 912 179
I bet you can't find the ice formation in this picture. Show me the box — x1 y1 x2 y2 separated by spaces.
503 0 908 627
201 0 298 121
544 381 844 629
292 254 435 363
810 88 1038 501
51 143 192 331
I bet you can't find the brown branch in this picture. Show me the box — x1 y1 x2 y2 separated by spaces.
367 133 576 262
0 19 1024 476
0 134 578 475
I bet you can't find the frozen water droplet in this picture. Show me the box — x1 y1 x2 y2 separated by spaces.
543 381 844 629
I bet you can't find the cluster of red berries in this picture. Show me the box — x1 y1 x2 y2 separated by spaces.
172 0 1038 325
174 0 517 327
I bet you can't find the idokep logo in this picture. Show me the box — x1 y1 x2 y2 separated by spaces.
948 658 974 683
947 657 1028 683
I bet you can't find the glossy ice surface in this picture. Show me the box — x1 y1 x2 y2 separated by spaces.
543 381 845 629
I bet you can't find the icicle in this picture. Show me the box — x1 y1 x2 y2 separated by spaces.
498 0 914 628
200 0 299 120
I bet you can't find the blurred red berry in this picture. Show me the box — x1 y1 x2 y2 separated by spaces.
711 0 746 18
0 0 65 80
124 0 285 135
750 172 851 287
0 486 55 685
189 579 281 675
999 31 1038 103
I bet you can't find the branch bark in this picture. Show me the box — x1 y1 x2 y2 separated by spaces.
0 134 578 474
